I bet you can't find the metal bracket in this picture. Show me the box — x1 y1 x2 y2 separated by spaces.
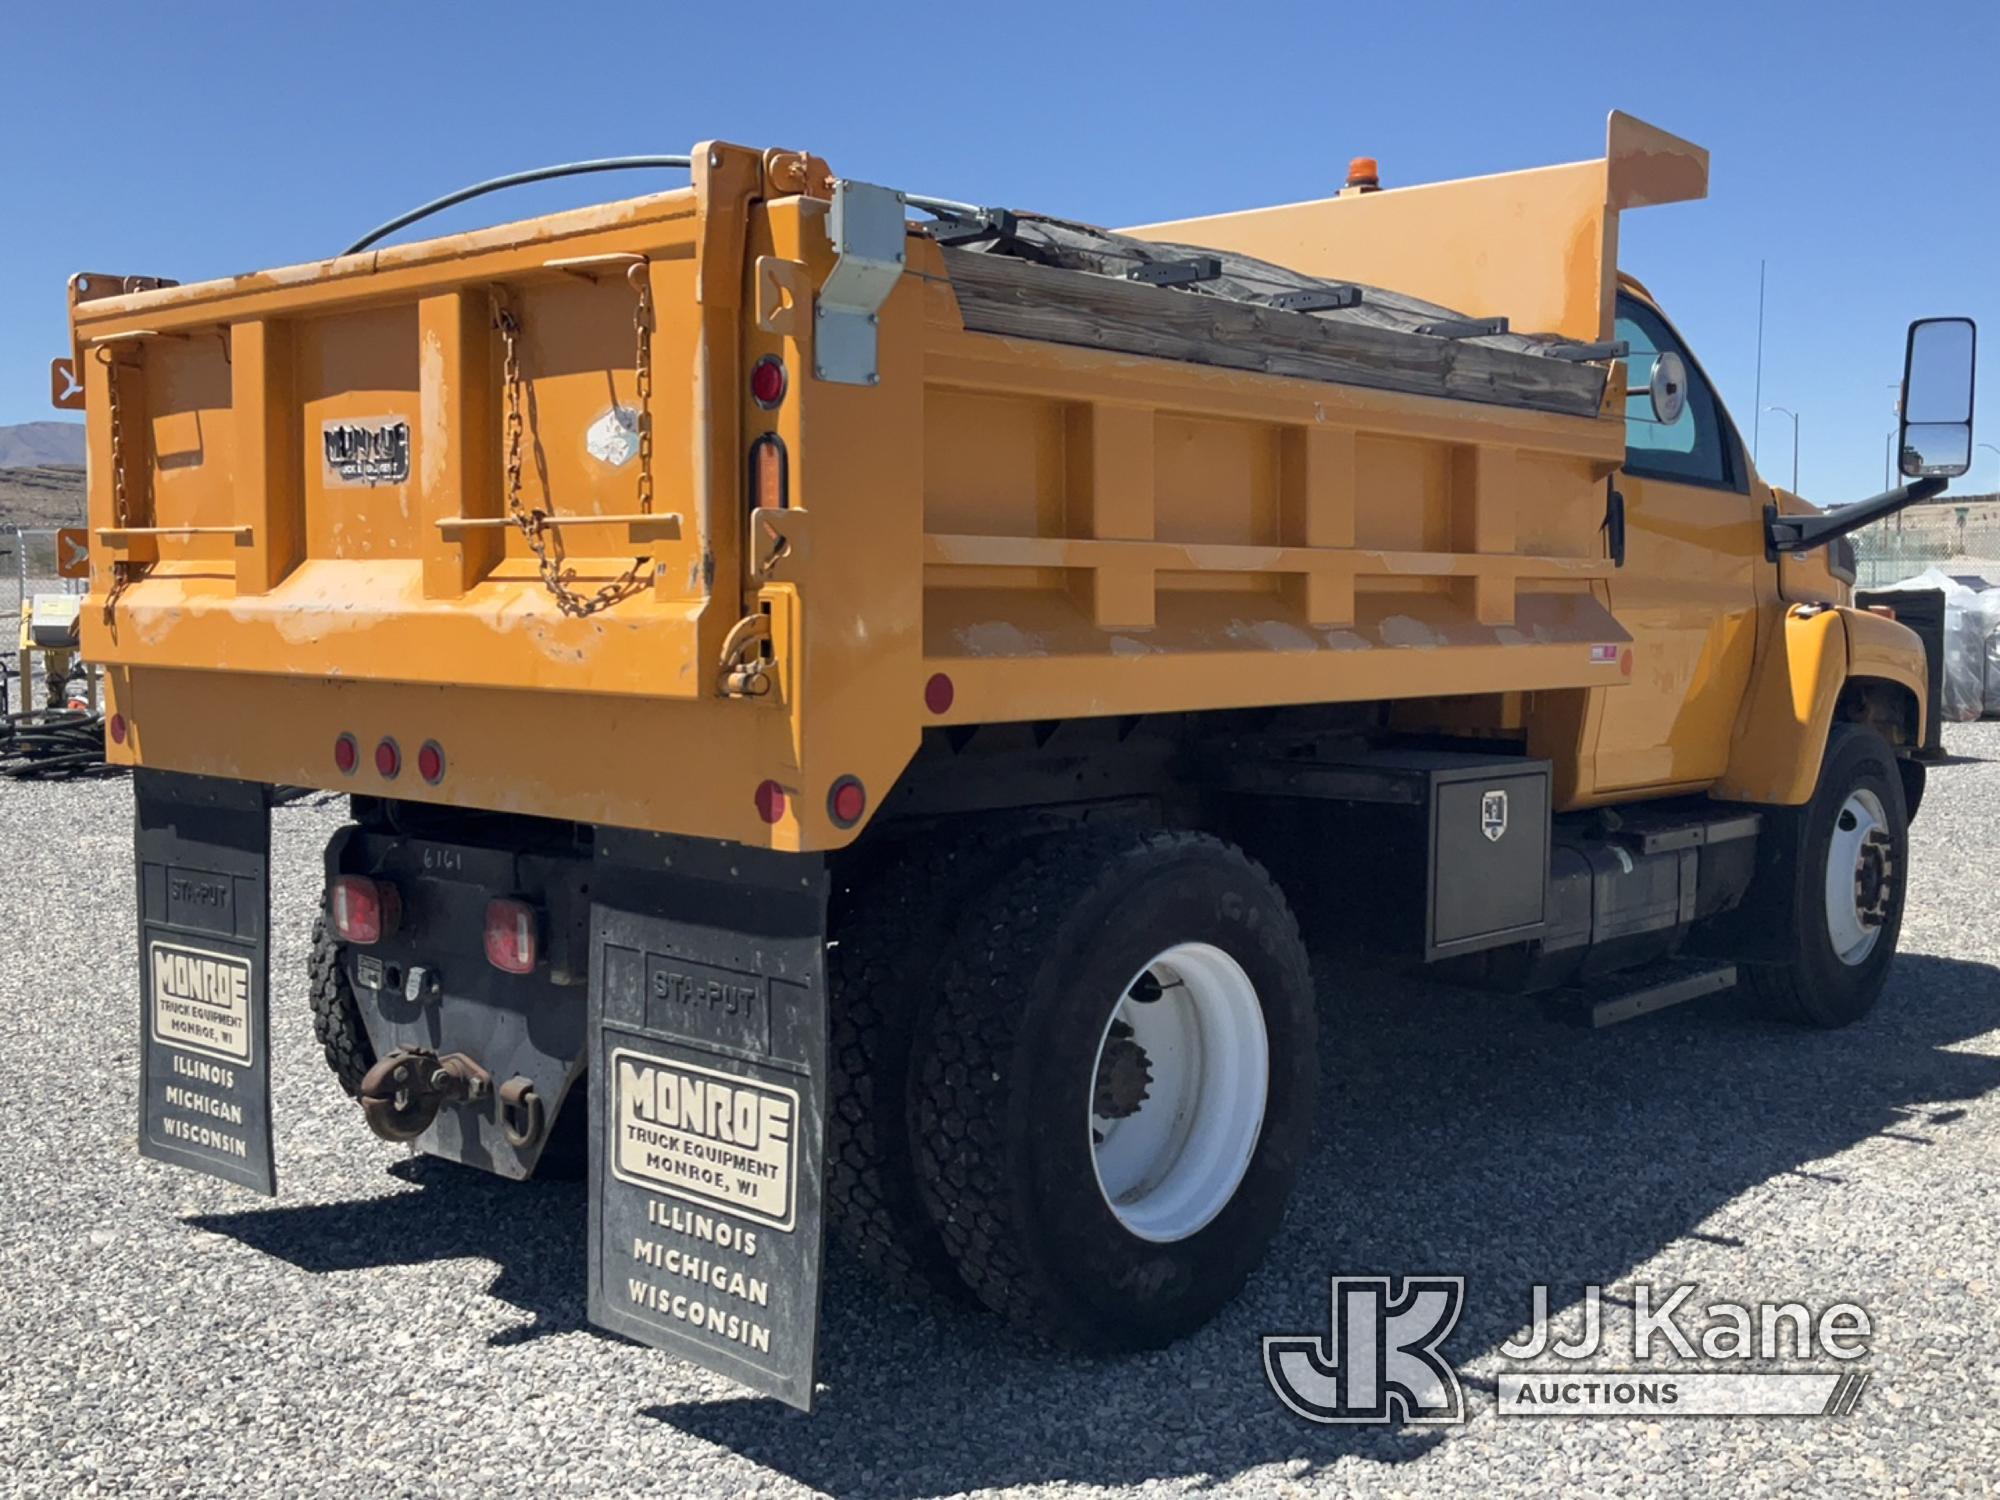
1268 286 1362 313
928 208 1021 246
49 357 84 410
1417 316 1510 339
815 179 907 386
1127 255 1222 288
1546 339 1630 363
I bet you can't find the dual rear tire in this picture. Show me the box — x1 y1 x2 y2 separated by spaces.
827 827 1317 1349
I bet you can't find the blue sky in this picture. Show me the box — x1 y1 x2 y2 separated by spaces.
4 0 1995 500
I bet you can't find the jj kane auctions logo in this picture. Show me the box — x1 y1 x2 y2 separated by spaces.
1265 1278 1874 1423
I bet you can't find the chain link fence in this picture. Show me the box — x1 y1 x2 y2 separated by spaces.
1851 516 2000 591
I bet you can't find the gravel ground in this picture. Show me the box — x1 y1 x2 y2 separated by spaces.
4 731 2000 1498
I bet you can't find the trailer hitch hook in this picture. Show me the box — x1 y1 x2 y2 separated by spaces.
356 1047 494 1143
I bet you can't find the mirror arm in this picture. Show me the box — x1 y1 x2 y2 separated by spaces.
1764 476 1950 555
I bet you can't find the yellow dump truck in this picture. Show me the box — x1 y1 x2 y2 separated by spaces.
63 112 1977 1409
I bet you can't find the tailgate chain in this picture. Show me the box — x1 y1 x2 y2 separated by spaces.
98 346 142 622
493 262 657 618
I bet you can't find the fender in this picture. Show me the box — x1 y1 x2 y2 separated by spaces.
1841 605 1930 746
1713 606 1848 806
1713 605 1925 806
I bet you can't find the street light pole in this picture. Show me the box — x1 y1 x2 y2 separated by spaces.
1978 441 2000 493
1764 405 1799 492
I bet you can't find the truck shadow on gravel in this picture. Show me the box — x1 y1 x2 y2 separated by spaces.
193 952 2000 1499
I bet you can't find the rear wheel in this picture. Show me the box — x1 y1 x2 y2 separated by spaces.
913 829 1317 1350
307 915 375 1095
825 833 1035 1303
1744 724 1909 1027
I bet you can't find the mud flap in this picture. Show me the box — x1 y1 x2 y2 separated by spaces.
587 832 830 1411
134 770 276 1196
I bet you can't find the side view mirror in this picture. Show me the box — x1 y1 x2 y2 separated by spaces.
1899 317 1978 478
1624 351 1687 426
1647 351 1687 426
1767 314 1979 555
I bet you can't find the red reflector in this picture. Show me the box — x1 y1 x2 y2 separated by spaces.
418 740 446 785
829 776 866 827
754 779 787 824
375 738 401 779
109 713 128 745
333 733 358 774
330 875 401 945
924 672 955 714
750 355 787 409
484 898 539 975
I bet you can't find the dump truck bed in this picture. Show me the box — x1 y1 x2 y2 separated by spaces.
65 131 1690 851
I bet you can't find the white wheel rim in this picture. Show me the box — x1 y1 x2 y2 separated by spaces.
1087 942 1269 1243
1824 788 1891 966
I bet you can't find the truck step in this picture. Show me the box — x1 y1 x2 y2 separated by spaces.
1557 960 1739 1029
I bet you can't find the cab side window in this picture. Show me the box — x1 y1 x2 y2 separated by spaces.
1616 294 1744 492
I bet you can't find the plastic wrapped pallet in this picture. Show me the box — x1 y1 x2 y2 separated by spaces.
1871 568 1987 722
1969 587 2000 717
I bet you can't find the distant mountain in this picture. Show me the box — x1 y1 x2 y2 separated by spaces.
0 421 86 469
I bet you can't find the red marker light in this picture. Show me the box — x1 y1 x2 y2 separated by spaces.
109 713 128 745
417 740 446 785
484 898 539 975
333 733 358 774
828 776 866 828
375 738 401 779
330 874 401 945
750 356 787 409
924 672 955 714
754 780 787 824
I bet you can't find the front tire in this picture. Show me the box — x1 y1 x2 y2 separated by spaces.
912 829 1317 1351
1744 724 1910 1027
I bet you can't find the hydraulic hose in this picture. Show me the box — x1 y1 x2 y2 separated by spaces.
341 155 695 256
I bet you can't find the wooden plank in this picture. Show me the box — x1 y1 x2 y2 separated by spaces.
941 249 1606 418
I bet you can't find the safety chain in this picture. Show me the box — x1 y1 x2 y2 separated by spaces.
97 346 140 622
493 264 656 618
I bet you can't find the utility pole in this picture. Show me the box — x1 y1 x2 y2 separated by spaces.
1752 259 1766 457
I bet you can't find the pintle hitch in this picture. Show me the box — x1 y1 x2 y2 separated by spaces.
357 1047 493 1142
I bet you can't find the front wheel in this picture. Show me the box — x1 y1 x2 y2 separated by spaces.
912 829 1318 1351
1743 724 1910 1027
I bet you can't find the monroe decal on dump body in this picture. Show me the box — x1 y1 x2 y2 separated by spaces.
321 417 411 487
611 1049 799 1230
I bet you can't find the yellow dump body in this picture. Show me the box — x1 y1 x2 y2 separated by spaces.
66 125 1775 853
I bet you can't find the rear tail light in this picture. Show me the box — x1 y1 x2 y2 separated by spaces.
417 740 446 785
374 737 401 779
484 898 539 974
330 874 401 945
333 733 358 774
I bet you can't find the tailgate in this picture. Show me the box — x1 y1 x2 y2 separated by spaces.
69 169 748 701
